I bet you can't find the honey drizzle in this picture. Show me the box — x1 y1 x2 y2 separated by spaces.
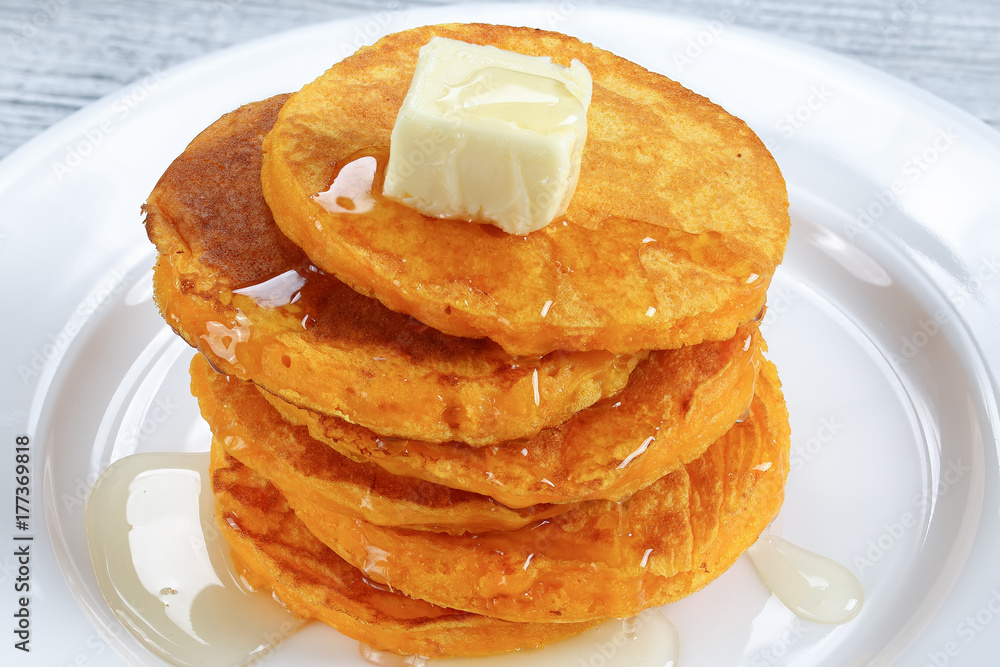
749 533 864 624
86 452 305 666
360 645 428 666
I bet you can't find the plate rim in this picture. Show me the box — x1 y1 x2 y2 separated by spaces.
2 4 998 666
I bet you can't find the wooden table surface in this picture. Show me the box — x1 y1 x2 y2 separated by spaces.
1 0 998 161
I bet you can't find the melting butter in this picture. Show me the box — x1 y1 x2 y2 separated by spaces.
748 534 864 624
382 36 592 235
87 452 305 666
436 66 585 131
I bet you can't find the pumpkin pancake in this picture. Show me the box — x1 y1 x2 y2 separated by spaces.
261 23 790 356
211 446 595 658
262 322 762 509
192 353 572 534
143 95 644 446
271 360 789 623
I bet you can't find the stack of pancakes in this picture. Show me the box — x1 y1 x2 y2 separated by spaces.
143 23 791 659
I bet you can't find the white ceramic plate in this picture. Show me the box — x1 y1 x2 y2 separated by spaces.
2 4 999 666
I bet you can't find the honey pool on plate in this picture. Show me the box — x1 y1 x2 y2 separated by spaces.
87 452 861 666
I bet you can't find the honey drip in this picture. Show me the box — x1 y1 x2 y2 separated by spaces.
232 268 307 308
86 452 305 666
735 334 760 424
360 644 429 666
748 533 864 624
314 155 378 214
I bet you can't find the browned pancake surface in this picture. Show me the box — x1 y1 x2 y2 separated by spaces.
144 95 643 446
271 361 790 623
211 446 595 657
192 354 572 534
264 322 762 509
262 23 790 355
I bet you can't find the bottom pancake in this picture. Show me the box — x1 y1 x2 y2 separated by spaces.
222 358 788 624
275 361 788 623
211 446 595 658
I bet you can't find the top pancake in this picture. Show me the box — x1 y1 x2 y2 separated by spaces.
143 95 642 446
262 23 790 355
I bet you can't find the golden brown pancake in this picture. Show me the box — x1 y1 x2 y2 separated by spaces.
211 446 596 658
144 95 644 446
262 322 762 509
262 23 790 356
192 353 572 534
138 19 796 662
271 361 789 623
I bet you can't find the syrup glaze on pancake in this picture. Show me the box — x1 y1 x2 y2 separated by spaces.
211 447 596 658
262 23 790 356
191 354 573 534
269 361 790 623
143 95 644 446
263 322 762 509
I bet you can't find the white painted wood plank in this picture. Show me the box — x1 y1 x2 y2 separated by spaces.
1 0 997 159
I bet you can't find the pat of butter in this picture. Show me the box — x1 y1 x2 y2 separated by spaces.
382 37 592 235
